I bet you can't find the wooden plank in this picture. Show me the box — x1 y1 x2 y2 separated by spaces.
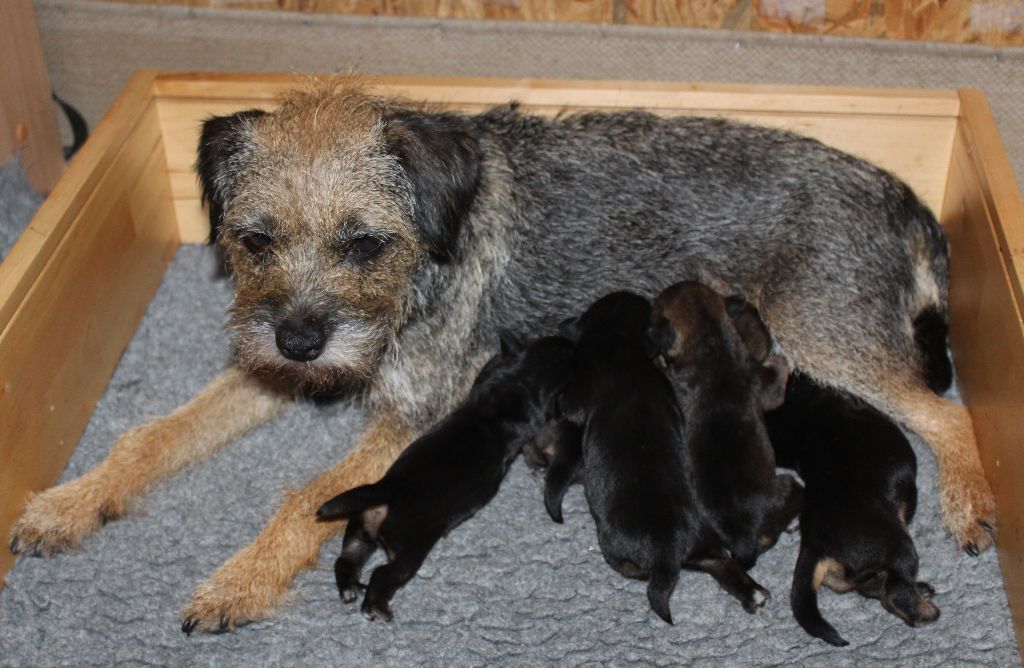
152 73 962 117
0 0 65 193
0 107 179 587
156 86 957 243
0 71 161 331
942 121 1024 649
955 90 1024 312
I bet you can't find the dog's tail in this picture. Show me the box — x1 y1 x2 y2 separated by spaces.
913 305 953 395
542 422 584 524
906 191 954 395
317 483 390 519
647 550 680 625
791 545 848 647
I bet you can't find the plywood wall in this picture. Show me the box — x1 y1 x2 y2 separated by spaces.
91 0 1023 46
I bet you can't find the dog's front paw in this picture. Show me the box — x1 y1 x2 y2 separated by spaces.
939 465 997 555
340 583 366 604
361 599 394 622
9 482 123 557
181 558 283 635
742 585 771 614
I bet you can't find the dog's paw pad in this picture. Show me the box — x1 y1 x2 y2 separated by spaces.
743 587 770 613
361 602 394 622
340 586 362 604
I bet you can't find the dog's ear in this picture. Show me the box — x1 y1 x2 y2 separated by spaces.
758 355 791 411
196 109 267 242
498 330 526 357
646 317 677 357
557 315 580 341
725 295 773 363
384 110 481 263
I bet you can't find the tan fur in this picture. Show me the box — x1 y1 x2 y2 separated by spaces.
178 411 414 633
813 557 853 593
886 382 997 552
10 367 291 556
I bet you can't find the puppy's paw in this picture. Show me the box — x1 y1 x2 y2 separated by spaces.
742 585 771 614
915 581 936 600
340 583 366 604
939 466 997 555
9 483 123 557
361 600 394 622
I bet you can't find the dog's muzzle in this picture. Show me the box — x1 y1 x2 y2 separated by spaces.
276 317 329 361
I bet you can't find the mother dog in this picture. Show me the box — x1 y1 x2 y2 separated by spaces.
10 82 995 633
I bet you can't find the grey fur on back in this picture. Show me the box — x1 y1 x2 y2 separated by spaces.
376 106 947 427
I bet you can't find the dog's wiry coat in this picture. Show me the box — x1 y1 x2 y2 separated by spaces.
9 81 995 633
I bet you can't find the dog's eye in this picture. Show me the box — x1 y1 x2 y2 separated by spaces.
347 235 387 261
242 233 273 255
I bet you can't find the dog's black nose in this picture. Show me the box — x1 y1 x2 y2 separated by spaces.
276 320 327 361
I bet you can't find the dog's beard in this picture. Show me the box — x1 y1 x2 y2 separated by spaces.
229 316 389 394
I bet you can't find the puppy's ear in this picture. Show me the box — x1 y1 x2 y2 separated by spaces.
384 110 481 263
646 317 676 357
557 315 580 341
196 109 267 242
498 330 526 357
758 355 791 411
725 295 773 363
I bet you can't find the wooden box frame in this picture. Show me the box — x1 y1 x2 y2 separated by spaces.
1 71 1022 645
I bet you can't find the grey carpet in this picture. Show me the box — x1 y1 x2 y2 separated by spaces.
0 160 43 262
1 2 1021 665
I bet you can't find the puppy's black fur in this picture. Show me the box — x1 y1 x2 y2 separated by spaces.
650 283 801 582
316 334 572 621
766 373 939 647
542 292 697 624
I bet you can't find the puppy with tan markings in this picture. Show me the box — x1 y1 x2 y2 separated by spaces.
313 333 572 623
9 80 992 632
766 373 939 647
649 282 802 574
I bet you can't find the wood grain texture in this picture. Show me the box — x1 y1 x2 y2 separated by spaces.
0 88 179 586
0 0 65 193
152 73 959 243
942 110 1024 648
89 0 1024 46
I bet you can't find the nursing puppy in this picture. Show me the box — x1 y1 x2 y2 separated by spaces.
650 282 802 571
316 334 572 622
543 292 697 624
11 81 992 632
766 373 939 647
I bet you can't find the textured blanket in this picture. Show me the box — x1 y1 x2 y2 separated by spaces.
1 245 1017 666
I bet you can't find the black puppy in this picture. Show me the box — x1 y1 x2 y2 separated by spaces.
649 282 801 596
765 373 940 647
316 334 573 621
542 291 699 624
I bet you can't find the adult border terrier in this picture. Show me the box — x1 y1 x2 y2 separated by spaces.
10 81 995 633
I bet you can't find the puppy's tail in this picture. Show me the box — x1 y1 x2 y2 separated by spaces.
317 483 390 519
542 422 584 524
647 551 680 625
912 305 953 395
791 546 848 647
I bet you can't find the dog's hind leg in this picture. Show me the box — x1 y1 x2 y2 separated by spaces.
869 379 995 555
11 366 291 558
181 411 414 633
361 541 432 623
542 420 584 524
334 519 378 604
773 308 995 553
688 556 770 614
759 474 804 550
